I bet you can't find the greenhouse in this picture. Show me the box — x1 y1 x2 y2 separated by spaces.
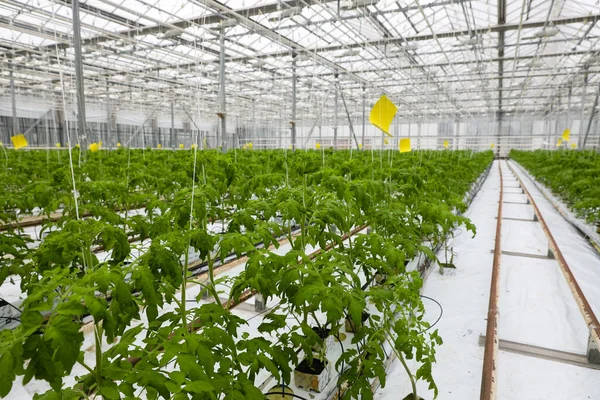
0 0 599 399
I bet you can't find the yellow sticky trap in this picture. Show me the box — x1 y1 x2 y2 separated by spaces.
117 142 122 148
89 143 99 152
399 138 411 153
358 143 363 149
157 144 162 149
443 140 449 149
248 142 253 149
55 143 61 148
556 138 563 146
75 144 80 148
490 143 495 149
179 143 184 149
315 143 321 149
0 142 3 147
11 134 28 149
369 95 398 137
384 138 389 145
98 141 103 148
571 143 577 149
192 143 198 149
561 129 570 142
242 144 247 150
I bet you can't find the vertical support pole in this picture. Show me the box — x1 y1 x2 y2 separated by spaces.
333 74 339 149
219 28 227 152
278 119 282 149
497 0 505 159
454 118 459 150
171 101 175 149
291 52 297 152
9 60 18 136
417 118 422 149
578 68 589 148
582 83 600 149
153 119 159 147
546 109 552 148
252 100 256 142
56 109 65 147
362 85 366 150
497 111 502 157
567 86 572 131
106 84 112 145
554 96 561 146
72 0 87 140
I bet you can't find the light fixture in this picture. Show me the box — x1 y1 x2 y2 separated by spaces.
519 59 543 69
340 0 380 10
390 43 418 52
470 63 486 72
268 6 303 22
534 26 559 38
335 49 361 58
219 18 238 28
458 36 483 46
163 29 182 39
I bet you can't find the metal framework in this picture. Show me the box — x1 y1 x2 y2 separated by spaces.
1 0 600 146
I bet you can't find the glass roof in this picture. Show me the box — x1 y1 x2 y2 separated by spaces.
1 0 600 123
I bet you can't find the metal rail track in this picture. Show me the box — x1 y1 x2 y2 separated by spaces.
480 162 503 400
506 162 600 358
480 160 600 400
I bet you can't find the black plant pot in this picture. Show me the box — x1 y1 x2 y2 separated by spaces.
345 311 370 333
265 385 295 399
439 262 457 276
402 394 425 400
310 326 333 352
294 358 331 393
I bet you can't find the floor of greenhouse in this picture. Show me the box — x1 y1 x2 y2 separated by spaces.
376 160 600 400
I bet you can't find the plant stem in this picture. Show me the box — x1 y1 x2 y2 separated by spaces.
398 349 418 400
181 247 189 332
94 324 103 392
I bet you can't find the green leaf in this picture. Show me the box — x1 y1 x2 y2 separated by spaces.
99 381 121 400
185 380 215 393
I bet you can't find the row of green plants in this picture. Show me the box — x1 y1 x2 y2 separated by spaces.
0 148 493 400
510 150 600 225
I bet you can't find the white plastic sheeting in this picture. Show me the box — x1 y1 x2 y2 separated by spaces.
377 160 600 399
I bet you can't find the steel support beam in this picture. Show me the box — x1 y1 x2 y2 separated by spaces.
229 14 600 62
496 0 506 157
72 0 87 141
125 102 163 147
553 96 561 146
9 60 18 136
578 69 589 148
291 53 297 151
171 102 176 149
180 104 206 148
302 87 333 148
333 77 339 149
362 85 366 150
338 85 360 149
22 110 53 138
219 29 227 152
106 84 112 144
582 83 600 149
55 109 65 147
